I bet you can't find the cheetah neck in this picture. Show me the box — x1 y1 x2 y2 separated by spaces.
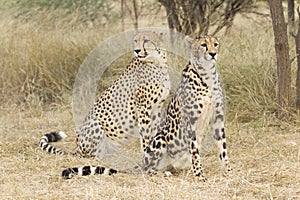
190 59 219 89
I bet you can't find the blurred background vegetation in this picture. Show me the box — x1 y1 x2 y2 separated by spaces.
0 0 299 124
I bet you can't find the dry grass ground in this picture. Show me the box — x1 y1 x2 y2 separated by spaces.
1 1 300 199
1 106 299 199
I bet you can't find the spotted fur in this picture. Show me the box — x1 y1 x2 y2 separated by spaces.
142 36 232 181
39 31 170 178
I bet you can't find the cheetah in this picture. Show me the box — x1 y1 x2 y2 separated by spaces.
142 36 232 181
39 31 170 164
60 36 232 180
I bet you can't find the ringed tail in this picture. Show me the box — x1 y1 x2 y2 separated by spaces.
62 166 118 179
39 131 68 155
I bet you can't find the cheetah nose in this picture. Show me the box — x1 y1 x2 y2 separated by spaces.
134 49 141 54
209 52 216 58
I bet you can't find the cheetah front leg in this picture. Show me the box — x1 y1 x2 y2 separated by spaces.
212 106 232 176
135 84 169 152
186 122 207 182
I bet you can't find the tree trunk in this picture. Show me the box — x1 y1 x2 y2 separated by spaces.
294 7 300 109
287 0 295 28
158 0 182 32
269 0 292 120
158 0 253 36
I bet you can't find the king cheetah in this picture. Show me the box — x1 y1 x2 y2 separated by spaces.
142 36 232 181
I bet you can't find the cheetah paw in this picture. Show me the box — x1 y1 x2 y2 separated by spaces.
195 175 207 182
164 171 173 177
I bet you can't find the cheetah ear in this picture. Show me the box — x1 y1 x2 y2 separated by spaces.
184 35 194 47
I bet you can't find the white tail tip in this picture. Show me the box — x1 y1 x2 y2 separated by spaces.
58 131 67 138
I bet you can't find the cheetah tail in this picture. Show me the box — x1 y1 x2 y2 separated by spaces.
39 131 68 155
61 166 118 179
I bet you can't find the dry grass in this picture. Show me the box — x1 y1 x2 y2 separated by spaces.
0 16 105 106
1 107 299 199
1 1 300 199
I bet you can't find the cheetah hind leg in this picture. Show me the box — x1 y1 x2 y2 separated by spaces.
142 134 170 175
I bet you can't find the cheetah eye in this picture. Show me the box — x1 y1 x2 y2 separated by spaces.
201 43 207 48
134 39 137 43
144 39 150 43
214 43 219 47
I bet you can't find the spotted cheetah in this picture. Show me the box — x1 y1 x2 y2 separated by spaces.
142 36 232 181
60 36 232 180
39 31 170 163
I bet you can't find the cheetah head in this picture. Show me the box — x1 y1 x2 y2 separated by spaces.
133 31 166 63
185 35 219 65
